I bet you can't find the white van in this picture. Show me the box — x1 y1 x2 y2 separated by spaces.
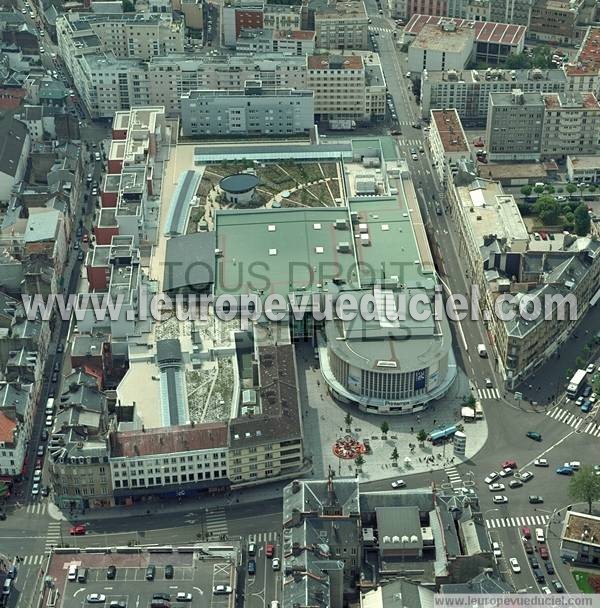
535 528 545 543
477 344 487 358
271 602 280 608
568 461 581 470
67 564 78 581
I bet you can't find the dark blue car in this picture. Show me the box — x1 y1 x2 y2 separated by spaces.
248 559 256 575
556 466 574 475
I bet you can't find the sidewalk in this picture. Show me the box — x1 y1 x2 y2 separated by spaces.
47 480 288 522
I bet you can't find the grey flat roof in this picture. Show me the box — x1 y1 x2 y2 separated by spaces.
163 232 216 292
164 169 202 237
220 173 260 194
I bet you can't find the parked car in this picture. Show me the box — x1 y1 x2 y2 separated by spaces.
509 557 521 573
522 527 532 539
145 564 155 580
391 479 406 488
213 586 232 595
176 593 192 602
107 565 116 579
492 495 508 504
539 546 549 559
534 458 548 467
492 542 502 557
556 466 574 475
586 363 595 374
266 544 275 558
520 471 534 482
523 540 533 554
484 472 500 484
489 483 505 492
499 467 514 478
529 496 544 504
86 595 106 603
501 460 517 469
248 559 256 575
70 525 86 535
165 564 174 579
552 580 564 593
545 561 555 574
526 431 542 441
509 479 523 488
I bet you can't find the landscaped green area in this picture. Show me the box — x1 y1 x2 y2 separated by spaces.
573 570 600 593
518 184 592 235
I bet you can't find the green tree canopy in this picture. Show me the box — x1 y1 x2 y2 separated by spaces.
534 196 561 225
380 421 390 435
416 429 428 443
566 184 577 194
520 185 533 196
574 203 591 236
569 465 600 513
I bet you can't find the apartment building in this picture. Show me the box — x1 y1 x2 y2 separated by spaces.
95 107 167 247
428 109 471 188
180 81 314 137
489 0 533 26
0 381 35 478
541 92 600 159
236 28 316 55
487 89 600 161
311 0 369 51
222 0 303 47
529 0 584 45
564 27 600 97
109 424 230 504
486 89 545 161
307 53 386 123
57 12 185 74
67 52 308 118
47 371 113 510
420 68 567 125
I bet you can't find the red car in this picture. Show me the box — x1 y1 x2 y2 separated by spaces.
539 545 549 559
82 234 89 243
473 139 485 147
70 524 86 535
502 460 517 470
522 526 531 539
265 544 275 558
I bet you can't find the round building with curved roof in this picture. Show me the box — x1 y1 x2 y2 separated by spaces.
219 173 259 205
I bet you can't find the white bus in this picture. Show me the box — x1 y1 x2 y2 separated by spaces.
475 400 484 420
567 369 587 398
45 398 54 415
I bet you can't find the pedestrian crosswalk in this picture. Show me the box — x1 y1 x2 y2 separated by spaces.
369 26 394 33
445 466 462 485
547 406 586 430
45 522 62 553
21 554 46 566
399 138 423 146
25 502 46 515
204 506 228 539
486 514 549 529
247 531 279 543
477 387 500 400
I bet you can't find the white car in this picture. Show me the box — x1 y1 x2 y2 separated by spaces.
391 479 406 488
484 472 500 484
509 557 521 573
176 592 193 602
541 587 551 594
33 469 42 482
86 594 106 603
39 46 44 53
534 458 549 467
576 396 585 406
31 483 40 496
590 394 597 404
488 483 505 492
492 541 502 557
499 467 514 478
45 415 53 427
519 471 534 482
272 557 281 571
586 364 595 374
212 585 232 595
492 495 508 504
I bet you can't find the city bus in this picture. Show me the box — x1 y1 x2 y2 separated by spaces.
475 400 484 420
428 425 458 445
567 369 587 398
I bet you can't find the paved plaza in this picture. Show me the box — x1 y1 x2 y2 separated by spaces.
296 343 488 484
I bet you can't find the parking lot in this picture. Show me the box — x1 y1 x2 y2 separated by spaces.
46 547 238 608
